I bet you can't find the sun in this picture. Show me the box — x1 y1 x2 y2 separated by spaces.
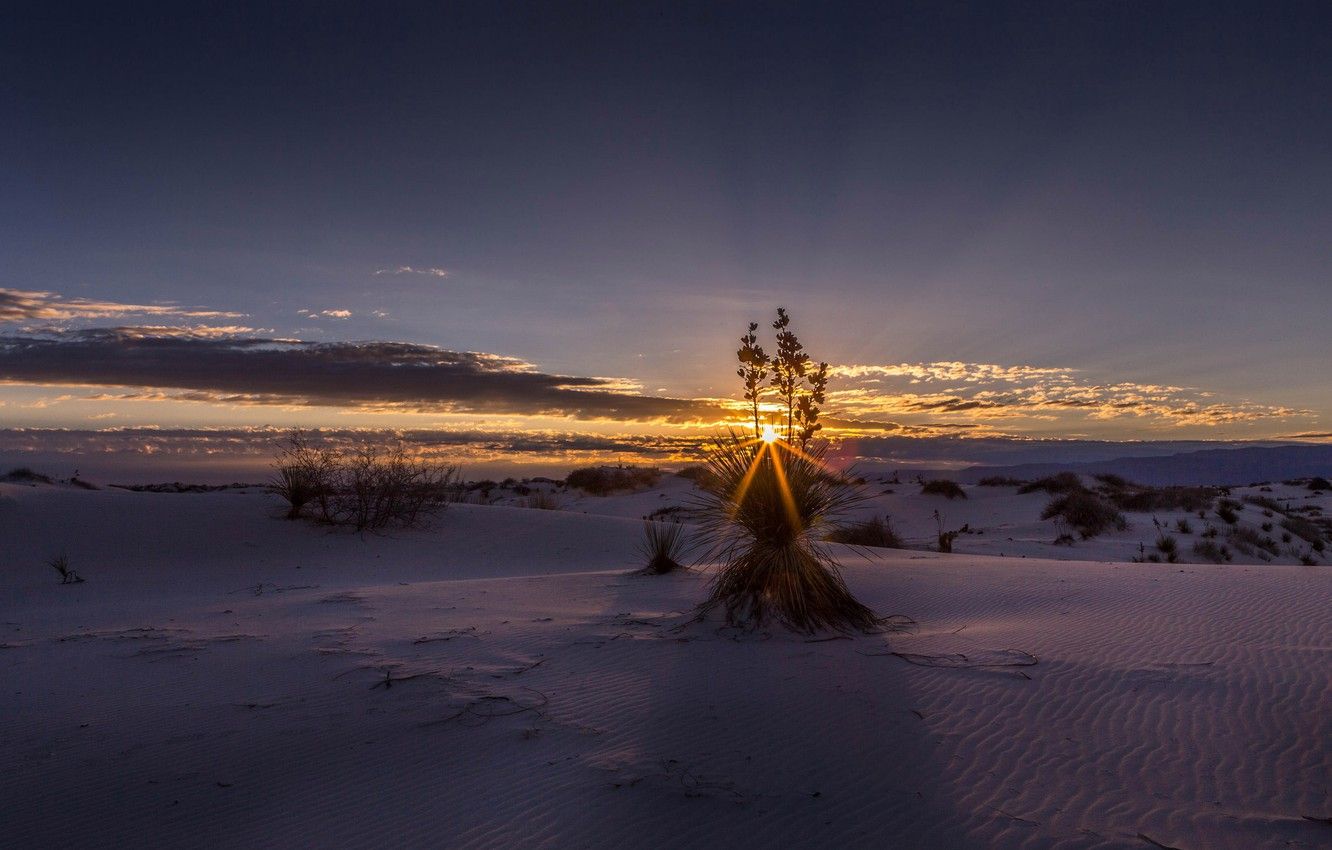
760 423 779 443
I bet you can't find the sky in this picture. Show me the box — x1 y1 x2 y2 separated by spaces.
2 2 1329 477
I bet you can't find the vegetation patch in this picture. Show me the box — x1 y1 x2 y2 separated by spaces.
920 479 966 499
1040 491 1127 539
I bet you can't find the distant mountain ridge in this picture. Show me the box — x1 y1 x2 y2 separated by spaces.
956 444 1332 486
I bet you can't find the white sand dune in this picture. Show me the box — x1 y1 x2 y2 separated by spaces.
3 485 1330 849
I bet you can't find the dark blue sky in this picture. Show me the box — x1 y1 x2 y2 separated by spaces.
2 1 1329 443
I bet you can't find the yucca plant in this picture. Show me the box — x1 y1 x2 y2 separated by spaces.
638 519 689 574
692 432 879 632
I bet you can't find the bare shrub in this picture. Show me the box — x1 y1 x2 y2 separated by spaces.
825 515 904 549
271 432 458 530
329 443 460 531
920 479 966 499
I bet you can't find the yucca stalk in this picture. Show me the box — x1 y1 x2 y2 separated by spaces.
692 432 879 632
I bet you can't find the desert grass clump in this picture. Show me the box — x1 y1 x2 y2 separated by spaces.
1154 533 1179 563
693 434 879 633
920 479 966 499
1041 491 1127 539
1308 476 1331 492
48 553 83 584
825 515 904 549
1192 539 1232 563
638 520 690 574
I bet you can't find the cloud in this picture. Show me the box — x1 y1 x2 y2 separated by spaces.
0 288 243 322
828 360 1306 427
373 266 449 278
0 327 728 423
298 309 353 319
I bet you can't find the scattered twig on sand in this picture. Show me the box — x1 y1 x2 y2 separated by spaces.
858 648 1040 670
804 635 852 643
1303 815 1332 826
1137 833 1184 850
992 807 1039 825
429 687 549 727
371 667 443 690
413 627 480 644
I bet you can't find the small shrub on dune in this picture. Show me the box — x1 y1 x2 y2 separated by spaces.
1192 540 1231 563
523 491 561 510
1175 518 1193 534
825 515 904 549
1215 500 1241 525
1308 476 1331 492
1281 516 1325 551
694 433 879 633
675 465 716 488
1019 472 1084 495
1041 491 1126 539
638 520 690 574
1227 526 1279 559
920 479 966 500
3 467 54 485
1154 534 1179 563
1108 485 1216 514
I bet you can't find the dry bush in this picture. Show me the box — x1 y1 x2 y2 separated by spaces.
328 443 460 531
920 479 966 499
825 515 904 549
1308 476 1331 492
1041 491 1127 539
693 434 879 633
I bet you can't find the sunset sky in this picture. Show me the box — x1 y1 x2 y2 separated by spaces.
3 2 1329 474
